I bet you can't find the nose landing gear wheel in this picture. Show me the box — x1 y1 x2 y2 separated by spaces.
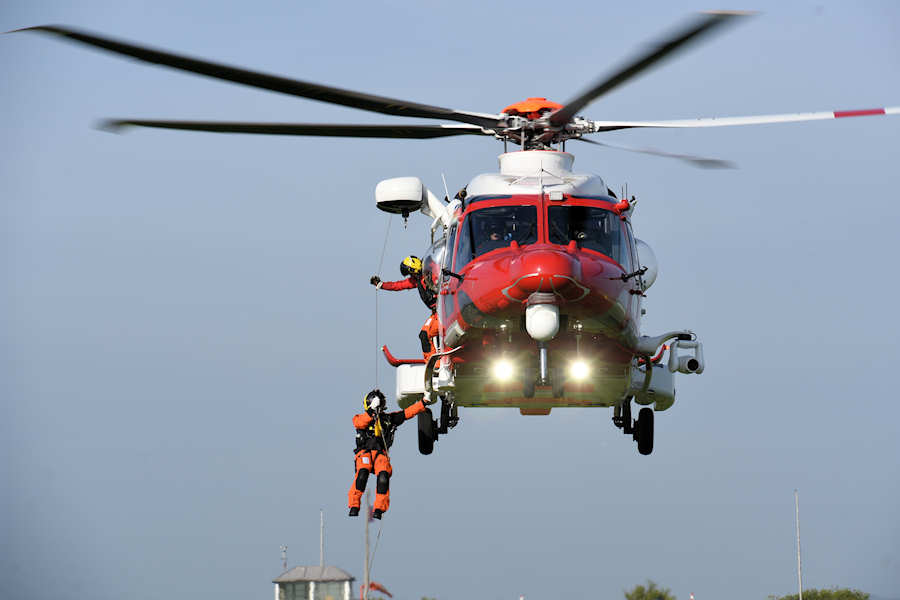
418 408 437 455
523 376 536 398
633 407 654 455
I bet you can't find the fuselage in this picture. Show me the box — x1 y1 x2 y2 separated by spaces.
423 151 648 409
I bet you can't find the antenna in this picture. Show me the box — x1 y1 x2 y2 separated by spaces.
795 490 803 600
280 544 288 573
440 173 451 202
320 509 325 567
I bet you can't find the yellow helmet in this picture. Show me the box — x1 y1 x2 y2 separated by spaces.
400 255 423 277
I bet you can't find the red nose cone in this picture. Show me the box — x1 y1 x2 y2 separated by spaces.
520 249 576 279
502 249 588 303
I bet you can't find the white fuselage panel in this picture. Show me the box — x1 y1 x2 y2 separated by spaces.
465 151 608 197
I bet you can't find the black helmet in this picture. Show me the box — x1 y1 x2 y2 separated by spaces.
363 389 386 412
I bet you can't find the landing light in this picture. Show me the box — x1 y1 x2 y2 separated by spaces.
492 359 515 382
569 360 590 381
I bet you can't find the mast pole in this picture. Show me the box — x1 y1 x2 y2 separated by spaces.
795 489 803 600
320 509 325 567
364 490 370 600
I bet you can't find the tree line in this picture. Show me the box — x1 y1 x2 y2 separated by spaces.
623 580 869 600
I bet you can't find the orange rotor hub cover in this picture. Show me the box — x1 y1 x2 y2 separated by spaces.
501 97 563 120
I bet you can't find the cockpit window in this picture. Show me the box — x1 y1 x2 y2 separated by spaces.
456 205 538 267
548 205 629 266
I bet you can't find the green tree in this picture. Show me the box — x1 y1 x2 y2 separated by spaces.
776 589 868 600
624 580 676 600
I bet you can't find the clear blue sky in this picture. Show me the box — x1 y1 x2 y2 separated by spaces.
3 2 899 599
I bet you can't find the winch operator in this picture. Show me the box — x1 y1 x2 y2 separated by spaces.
371 255 440 359
348 389 428 519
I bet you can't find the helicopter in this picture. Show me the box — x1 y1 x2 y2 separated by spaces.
14 12 898 456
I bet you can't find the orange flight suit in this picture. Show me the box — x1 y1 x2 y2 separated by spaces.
348 400 428 515
420 312 440 361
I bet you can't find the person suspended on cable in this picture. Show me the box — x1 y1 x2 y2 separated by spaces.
371 255 440 359
348 389 429 520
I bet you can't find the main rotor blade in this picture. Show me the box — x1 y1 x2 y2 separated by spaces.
549 11 749 127
99 120 491 139
587 106 900 132
14 25 502 128
576 137 735 169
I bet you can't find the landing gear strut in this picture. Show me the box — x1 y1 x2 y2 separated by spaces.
613 398 654 455
521 361 565 398
437 396 458 433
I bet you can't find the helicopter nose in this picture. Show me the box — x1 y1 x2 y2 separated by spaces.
502 248 584 302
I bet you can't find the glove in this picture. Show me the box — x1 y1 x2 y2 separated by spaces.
370 275 381 286
368 395 383 412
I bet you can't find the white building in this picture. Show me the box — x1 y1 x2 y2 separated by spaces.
273 565 355 600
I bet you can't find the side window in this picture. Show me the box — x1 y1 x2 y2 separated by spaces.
454 218 473 270
444 225 457 270
423 235 448 293
619 220 634 272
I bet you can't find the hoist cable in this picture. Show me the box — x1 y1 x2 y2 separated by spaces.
374 215 393 387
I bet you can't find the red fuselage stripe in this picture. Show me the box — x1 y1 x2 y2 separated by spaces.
833 108 885 118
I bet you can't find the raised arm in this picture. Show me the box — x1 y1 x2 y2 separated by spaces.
387 400 428 426
372 276 416 291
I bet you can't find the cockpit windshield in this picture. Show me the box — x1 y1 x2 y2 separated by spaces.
548 205 629 266
470 206 538 255
456 205 538 268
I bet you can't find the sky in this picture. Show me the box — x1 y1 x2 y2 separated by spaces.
2 1 899 600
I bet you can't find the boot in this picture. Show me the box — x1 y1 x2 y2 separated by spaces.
372 509 383 520
348 507 359 517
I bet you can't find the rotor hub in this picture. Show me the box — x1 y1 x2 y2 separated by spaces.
501 97 564 120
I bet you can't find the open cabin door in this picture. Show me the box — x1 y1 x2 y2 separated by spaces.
423 226 455 354
436 224 458 353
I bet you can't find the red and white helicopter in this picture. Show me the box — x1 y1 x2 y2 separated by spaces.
17 12 898 455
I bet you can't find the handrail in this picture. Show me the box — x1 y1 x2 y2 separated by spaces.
381 345 427 366
638 344 668 366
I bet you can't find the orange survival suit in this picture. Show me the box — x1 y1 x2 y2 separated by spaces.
348 391 428 519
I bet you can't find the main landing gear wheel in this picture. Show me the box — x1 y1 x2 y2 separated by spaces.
418 407 437 455
633 407 654 455
551 367 565 398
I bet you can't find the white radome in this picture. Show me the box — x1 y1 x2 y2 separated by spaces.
525 303 560 342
